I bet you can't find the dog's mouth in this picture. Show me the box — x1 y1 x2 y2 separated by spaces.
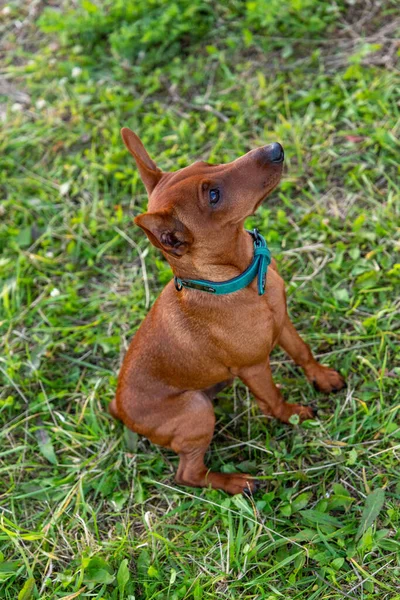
253 176 282 211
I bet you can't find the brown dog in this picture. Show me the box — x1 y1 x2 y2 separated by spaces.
110 128 345 495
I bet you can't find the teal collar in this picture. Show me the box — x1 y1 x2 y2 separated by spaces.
174 229 271 296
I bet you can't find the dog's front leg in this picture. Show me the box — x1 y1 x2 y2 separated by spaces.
239 361 314 423
278 315 345 394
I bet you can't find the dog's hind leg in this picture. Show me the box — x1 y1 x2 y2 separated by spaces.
278 315 345 394
117 388 257 495
108 398 122 421
172 391 256 494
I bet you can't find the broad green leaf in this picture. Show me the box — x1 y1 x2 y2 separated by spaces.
117 559 130 596
292 492 311 512
18 578 35 600
147 565 158 578
110 490 129 511
194 581 203 600
333 288 349 303
84 556 115 585
292 528 318 542
357 526 374 551
346 448 358 465
332 483 351 497
356 488 385 540
169 568 177 585
16 227 32 248
0 561 20 573
280 503 292 517
331 557 345 570
35 428 57 465
328 484 353 511
137 549 149 579
0 560 21 583
300 510 343 528
312 550 331 565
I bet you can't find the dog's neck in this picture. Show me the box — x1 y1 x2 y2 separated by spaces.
166 226 254 283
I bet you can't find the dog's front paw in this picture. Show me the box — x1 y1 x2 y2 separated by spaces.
296 404 315 422
280 403 315 423
310 366 346 395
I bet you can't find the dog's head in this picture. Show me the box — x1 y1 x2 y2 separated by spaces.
122 128 284 260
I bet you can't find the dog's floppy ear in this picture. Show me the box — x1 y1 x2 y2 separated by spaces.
135 211 193 257
121 128 162 195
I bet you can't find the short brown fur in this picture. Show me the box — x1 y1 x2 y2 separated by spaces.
111 128 345 495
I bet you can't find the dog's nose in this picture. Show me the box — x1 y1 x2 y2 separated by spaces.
267 142 284 163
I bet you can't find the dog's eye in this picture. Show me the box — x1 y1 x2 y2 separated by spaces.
209 189 220 206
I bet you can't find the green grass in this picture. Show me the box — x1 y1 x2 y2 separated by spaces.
1 0 400 598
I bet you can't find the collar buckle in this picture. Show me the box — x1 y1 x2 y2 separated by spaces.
252 227 262 246
174 276 183 292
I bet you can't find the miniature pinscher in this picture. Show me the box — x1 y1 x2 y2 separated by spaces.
110 128 345 495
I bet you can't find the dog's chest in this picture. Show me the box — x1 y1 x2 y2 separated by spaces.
209 294 284 367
